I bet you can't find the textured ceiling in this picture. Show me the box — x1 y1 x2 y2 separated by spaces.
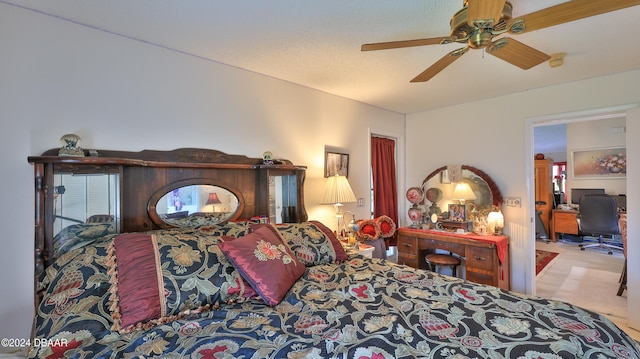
7 0 640 114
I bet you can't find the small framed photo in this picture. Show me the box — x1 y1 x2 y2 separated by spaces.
325 151 349 177
448 203 466 222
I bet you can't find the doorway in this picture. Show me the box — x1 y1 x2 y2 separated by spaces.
369 130 404 261
530 109 628 313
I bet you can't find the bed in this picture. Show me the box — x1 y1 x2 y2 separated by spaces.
27 148 640 358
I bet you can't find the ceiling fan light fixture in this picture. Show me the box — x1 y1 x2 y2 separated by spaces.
361 0 639 83
452 1 513 35
468 30 493 49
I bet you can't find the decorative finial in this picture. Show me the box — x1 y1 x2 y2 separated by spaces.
58 134 84 157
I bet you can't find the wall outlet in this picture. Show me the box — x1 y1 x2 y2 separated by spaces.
505 197 521 207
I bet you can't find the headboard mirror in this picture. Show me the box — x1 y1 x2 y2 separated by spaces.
149 182 242 228
53 172 120 237
421 165 503 217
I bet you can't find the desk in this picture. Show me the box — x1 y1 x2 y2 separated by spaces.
550 209 579 241
397 228 510 290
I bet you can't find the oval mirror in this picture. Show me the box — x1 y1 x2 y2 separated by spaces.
421 165 503 217
152 184 241 227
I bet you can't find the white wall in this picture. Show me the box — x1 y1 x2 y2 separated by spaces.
0 5 404 347
406 71 640 329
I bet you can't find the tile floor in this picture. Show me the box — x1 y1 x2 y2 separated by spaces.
535 238 639 342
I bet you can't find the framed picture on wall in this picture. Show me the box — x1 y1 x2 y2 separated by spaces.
571 147 626 179
325 151 349 177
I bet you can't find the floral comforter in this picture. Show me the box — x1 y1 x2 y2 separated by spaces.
29 232 640 358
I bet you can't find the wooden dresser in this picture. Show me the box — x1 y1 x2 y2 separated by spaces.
534 159 553 237
397 228 510 290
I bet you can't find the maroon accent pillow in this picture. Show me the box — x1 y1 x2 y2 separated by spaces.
218 225 306 306
218 236 258 299
108 233 164 331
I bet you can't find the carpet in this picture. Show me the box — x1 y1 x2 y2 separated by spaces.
552 266 627 319
535 249 559 275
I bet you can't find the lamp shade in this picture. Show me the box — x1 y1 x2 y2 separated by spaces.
206 193 222 205
321 175 357 205
452 183 477 201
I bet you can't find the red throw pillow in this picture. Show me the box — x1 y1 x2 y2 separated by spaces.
218 224 306 306
357 219 381 240
375 215 397 238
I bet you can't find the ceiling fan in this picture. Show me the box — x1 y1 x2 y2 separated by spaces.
361 0 640 83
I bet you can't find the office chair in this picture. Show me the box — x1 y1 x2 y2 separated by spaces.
578 194 623 255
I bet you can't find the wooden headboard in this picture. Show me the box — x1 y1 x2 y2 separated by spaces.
28 148 307 306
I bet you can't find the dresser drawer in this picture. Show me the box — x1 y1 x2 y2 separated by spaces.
554 212 578 234
397 253 419 268
467 271 495 287
397 235 418 255
423 238 465 255
465 246 495 271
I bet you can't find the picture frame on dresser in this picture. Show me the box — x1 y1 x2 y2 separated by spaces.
448 203 466 222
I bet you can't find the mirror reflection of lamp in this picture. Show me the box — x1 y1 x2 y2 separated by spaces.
321 174 357 237
452 182 476 205
206 193 222 212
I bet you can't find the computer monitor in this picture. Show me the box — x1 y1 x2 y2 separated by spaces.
571 188 605 204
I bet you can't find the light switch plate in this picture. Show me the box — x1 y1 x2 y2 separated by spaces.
505 197 521 207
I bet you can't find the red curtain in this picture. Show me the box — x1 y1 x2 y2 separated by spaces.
371 136 398 246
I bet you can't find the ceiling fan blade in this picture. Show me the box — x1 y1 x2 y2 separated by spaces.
508 0 640 34
487 37 550 69
361 36 455 51
467 0 507 27
410 47 469 83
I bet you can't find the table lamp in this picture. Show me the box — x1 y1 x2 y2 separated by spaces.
206 193 221 212
452 182 476 205
321 174 357 236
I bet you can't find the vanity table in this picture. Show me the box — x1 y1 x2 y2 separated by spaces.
397 228 510 290
403 164 509 289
